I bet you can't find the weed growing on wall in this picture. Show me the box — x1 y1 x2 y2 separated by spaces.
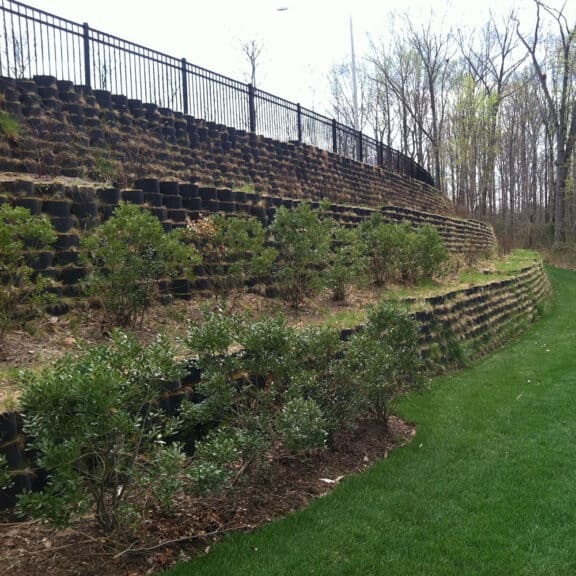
0 110 20 144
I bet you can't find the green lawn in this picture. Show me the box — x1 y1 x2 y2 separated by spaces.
164 266 576 576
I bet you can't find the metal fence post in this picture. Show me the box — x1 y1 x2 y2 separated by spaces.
181 58 189 115
248 84 256 132
332 119 337 154
358 131 363 163
83 23 91 88
297 103 302 143
377 140 383 167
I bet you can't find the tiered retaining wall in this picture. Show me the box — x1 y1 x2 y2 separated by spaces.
0 260 551 510
0 75 453 215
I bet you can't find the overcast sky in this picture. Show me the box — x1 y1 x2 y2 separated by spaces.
19 0 575 115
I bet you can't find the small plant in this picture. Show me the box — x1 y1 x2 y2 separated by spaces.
345 301 422 427
0 110 20 144
184 214 276 298
277 397 327 451
0 205 57 349
81 203 200 326
270 204 332 307
16 332 186 531
327 226 365 302
358 215 405 287
399 224 448 284
182 311 338 488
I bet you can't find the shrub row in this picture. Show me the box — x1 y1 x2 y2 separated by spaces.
0 202 451 339
2 302 422 533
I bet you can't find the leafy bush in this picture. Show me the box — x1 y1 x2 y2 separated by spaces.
327 226 366 302
358 215 405 286
189 427 265 494
184 214 276 298
399 224 448 283
277 397 327 451
17 331 186 531
0 205 56 346
182 311 344 487
359 216 448 287
81 203 200 326
270 204 332 307
345 301 422 426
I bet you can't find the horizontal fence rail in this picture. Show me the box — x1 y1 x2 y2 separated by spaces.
0 0 434 186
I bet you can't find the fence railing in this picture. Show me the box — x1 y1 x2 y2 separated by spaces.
0 0 435 186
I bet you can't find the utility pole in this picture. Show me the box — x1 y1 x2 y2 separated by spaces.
350 16 359 132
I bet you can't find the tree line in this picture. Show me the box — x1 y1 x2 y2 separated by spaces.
329 0 576 246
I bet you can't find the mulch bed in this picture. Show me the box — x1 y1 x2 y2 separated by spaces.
0 416 415 576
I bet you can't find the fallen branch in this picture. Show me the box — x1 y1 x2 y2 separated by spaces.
113 524 254 559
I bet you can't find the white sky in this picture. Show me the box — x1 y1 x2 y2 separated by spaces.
19 0 575 115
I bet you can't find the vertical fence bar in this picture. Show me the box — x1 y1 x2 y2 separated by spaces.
82 22 91 87
332 119 337 154
181 57 188 115
296 103 302 143
248 83 256 133
358 131 363 163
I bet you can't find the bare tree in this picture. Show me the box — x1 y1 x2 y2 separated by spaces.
456 12 526 218
241 39 264 88
370 15 454 190
516 1 576 243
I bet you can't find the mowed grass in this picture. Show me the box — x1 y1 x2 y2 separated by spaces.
164 267 576 576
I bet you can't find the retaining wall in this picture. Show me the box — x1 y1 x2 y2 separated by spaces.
0 175 497 304
0 260 551 510
0 75 453 215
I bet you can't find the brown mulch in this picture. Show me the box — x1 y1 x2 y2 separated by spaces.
0 416 415 576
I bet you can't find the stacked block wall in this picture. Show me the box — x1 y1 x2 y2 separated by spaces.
0 260 551 510
0 177 497 300
411 262 551 368
0 75 453 215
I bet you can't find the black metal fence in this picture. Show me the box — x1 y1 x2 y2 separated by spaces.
0 0 434 186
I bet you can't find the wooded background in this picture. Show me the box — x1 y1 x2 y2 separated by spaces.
329 1 576 247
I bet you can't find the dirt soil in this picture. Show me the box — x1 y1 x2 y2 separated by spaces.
0 416 415 576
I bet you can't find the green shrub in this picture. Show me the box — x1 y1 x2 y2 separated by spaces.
185 214 276 298
399 224 448 284
327 226 366 302
182 312 342 487
16 331 186 531
81 203 200 326
358 215 405 286
277 397 327 451
413 225 448 279
189 427 265 494
270 204 332 307
0 205 57 346
345 301 422 426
